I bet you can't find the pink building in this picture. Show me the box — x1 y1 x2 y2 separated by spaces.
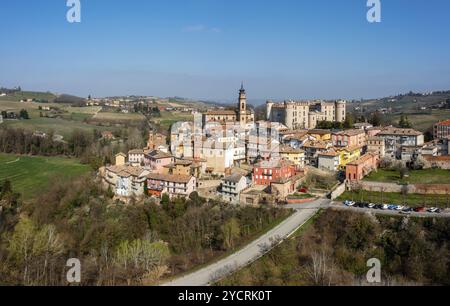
346 153 379 181
145 150 174 173
332 129 367 148
367 127 383 138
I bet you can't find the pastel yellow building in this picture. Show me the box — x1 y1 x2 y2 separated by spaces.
279 145 306 168
336 146 362 170
307 129 332 141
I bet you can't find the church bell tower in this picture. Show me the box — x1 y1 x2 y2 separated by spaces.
238 82 247 127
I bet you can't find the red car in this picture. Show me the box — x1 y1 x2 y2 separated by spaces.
414 207 426 212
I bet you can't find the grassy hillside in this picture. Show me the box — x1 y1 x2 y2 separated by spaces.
351 92 450 113
2 117 116 139
387 110 450 132
0 100 123 138
0 154 90 200
150 111 194 133
0 91 56 102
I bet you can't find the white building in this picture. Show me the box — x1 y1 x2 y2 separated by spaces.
128 149 146 166
200 140 235 174
220 174 249 204
318 150 341 172
377 127 424 160
102 165 149 197
146 173 197 199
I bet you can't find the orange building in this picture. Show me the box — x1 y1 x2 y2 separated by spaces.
346 153 379 181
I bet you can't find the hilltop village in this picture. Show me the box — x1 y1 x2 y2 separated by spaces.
99 85 450 205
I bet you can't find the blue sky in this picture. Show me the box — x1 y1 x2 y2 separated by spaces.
1 0 450 101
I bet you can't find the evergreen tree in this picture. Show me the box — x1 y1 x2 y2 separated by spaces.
343 113 354 129
19 109 29 120
369 111 382 126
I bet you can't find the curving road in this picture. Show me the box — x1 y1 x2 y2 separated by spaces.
163 198 330 286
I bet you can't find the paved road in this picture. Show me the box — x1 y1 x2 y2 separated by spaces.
163 198 329 286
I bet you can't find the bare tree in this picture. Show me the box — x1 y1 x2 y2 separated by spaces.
304 249 335 286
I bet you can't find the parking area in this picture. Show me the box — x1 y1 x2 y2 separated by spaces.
331 201 450 218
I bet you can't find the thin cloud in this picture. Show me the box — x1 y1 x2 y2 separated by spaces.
182 25 221 33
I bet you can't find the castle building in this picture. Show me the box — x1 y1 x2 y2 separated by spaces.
266 100 346 130
203 83 254 127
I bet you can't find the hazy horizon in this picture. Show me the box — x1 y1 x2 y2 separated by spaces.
1 0 450 101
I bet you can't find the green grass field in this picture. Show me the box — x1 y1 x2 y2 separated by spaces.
92 111 146 122
365 168 450 184
0 154 90 200
337 190 450 208
387 110 450 132
2 117 116 139
150 111 194 132
0 101 119 138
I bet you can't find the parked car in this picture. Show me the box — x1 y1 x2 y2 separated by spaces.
403 207 413 212
428 207 441 213
388 205 397 210
414 207 426 213
382 204 389 210
368 203 376 209
396 205 405 211
357 202 366 208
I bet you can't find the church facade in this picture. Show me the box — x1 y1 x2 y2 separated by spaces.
202 84 254 128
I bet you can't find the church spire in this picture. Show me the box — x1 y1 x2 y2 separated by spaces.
240 81 245 92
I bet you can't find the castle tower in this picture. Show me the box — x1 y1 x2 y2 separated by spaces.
238 82 247 127
284 101 295 129
335 100 346 123
266 100 274 121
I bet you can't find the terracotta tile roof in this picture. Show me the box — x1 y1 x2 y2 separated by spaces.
378 127 423 137
435 119 450 127
303 140 330 149
147 173 194 183
256 159 294 169
424 155 450 162
106 165 147 177
319 150 339 157
205 110 237 116
308 129 332 135
223 173 244 184
347 153 378 166
146 150 173 159
128 149 144 155
333 129 366 137
279 145 304 154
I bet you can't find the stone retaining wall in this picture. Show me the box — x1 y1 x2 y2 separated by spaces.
350 181 450 195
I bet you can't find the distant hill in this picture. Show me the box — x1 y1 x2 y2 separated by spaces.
53 94 86 106
349 91 450 113
0 89 88 106
0 90 56 103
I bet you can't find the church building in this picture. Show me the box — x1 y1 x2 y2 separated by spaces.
202 83 255 128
